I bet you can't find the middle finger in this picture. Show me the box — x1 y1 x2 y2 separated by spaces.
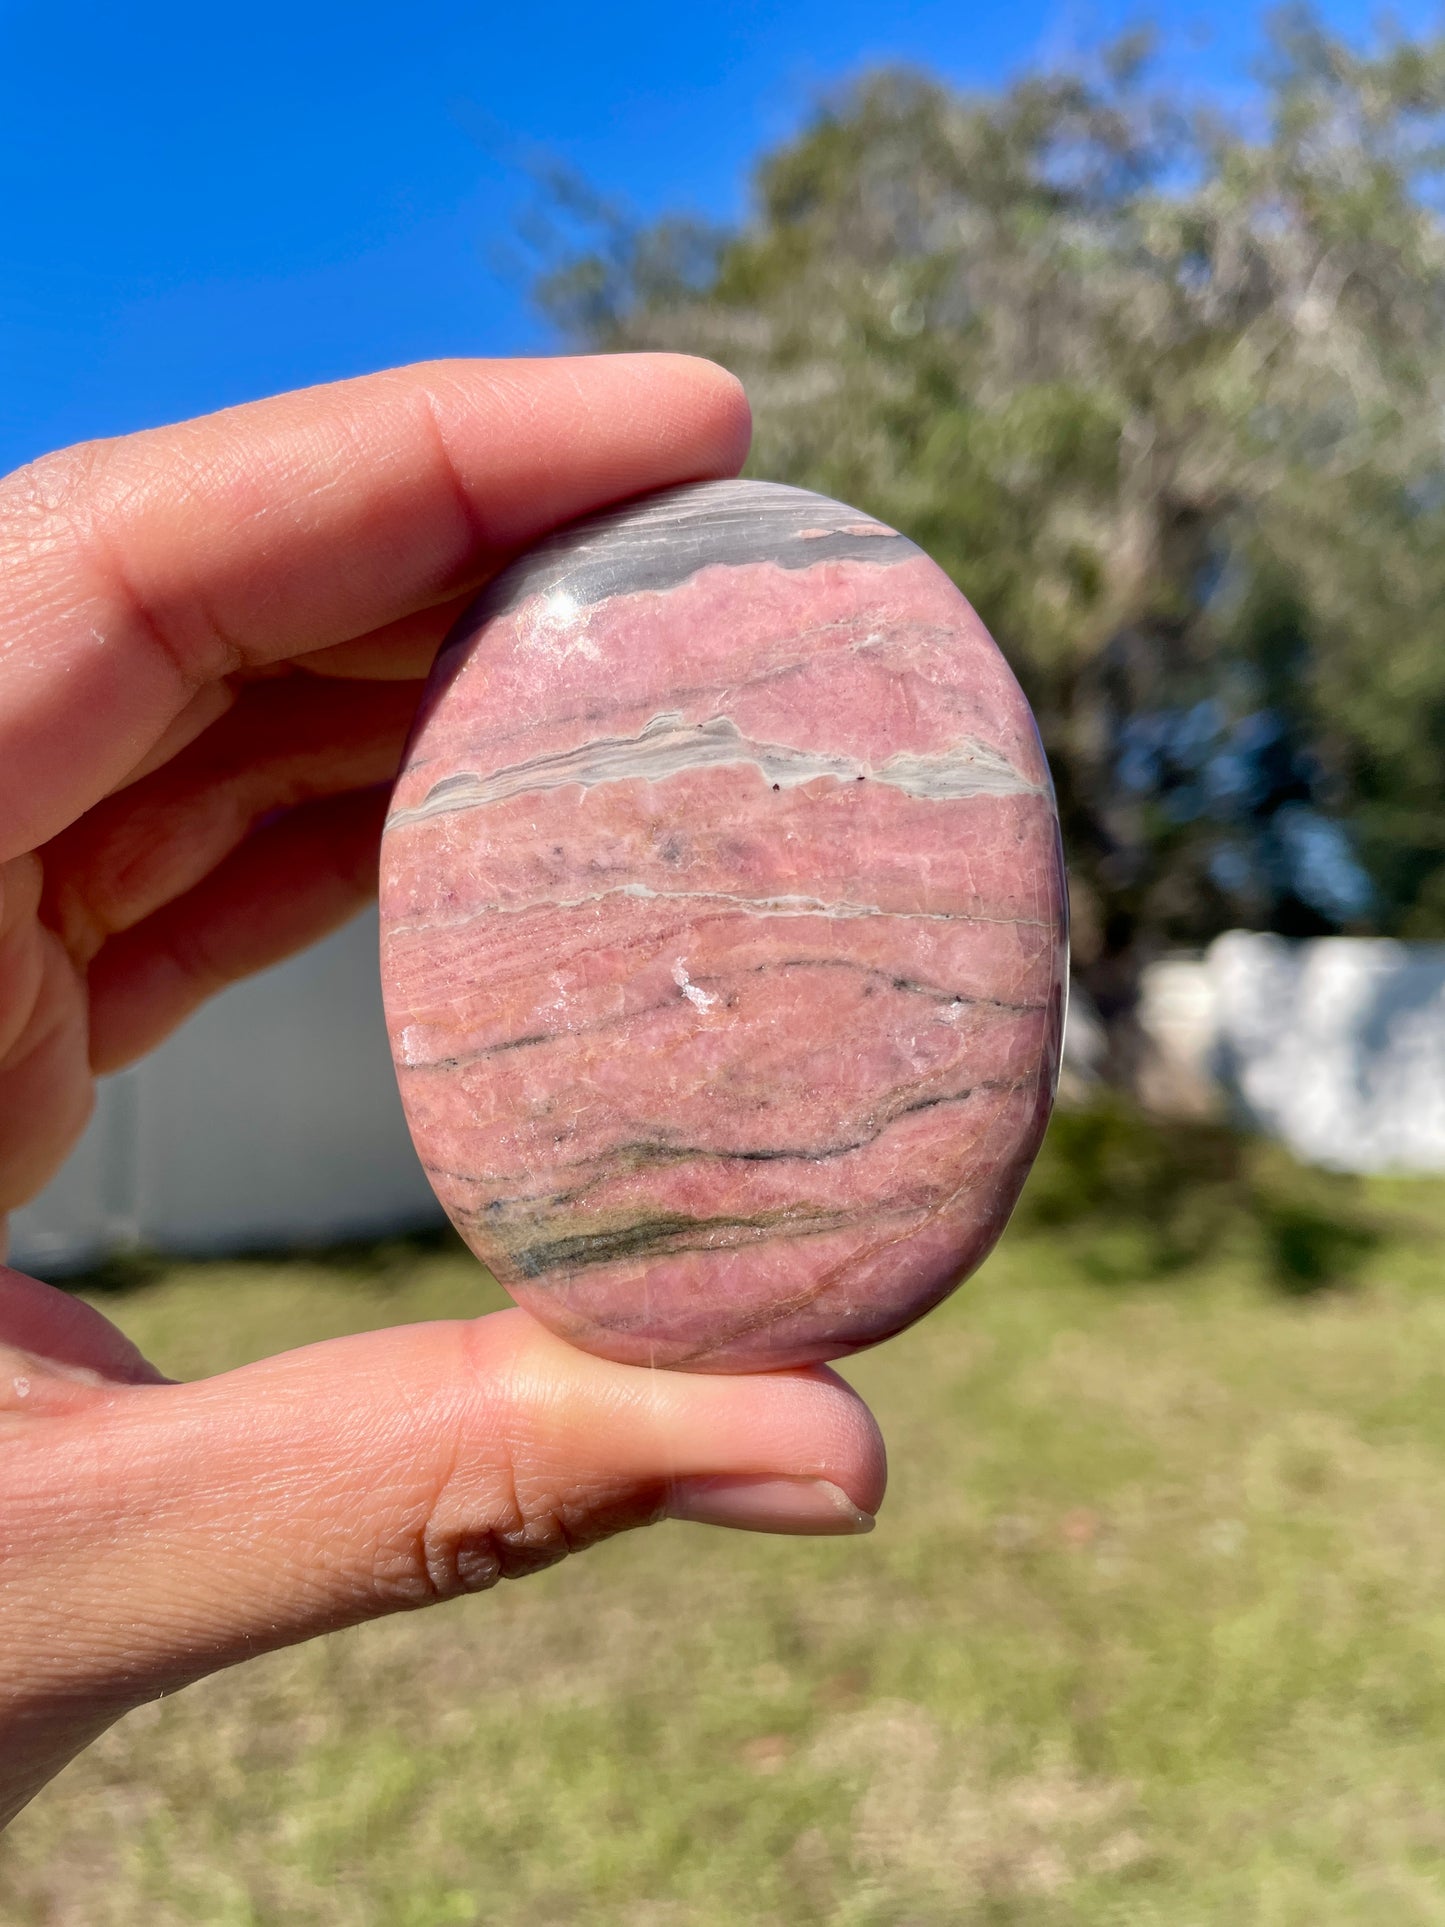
42 676 422 962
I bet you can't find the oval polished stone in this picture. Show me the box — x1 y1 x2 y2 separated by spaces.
380 480 1067 1371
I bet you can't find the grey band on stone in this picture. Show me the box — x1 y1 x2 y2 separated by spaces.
391 710 1043 829
460 479 923 627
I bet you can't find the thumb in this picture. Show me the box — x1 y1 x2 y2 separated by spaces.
7 1307 885 1715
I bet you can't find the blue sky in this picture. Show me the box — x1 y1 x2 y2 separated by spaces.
1 0 1439 474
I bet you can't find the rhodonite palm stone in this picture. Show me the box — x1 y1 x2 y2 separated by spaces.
380 480 1066 1371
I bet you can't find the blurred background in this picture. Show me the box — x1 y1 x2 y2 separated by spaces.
10 2 1445 1921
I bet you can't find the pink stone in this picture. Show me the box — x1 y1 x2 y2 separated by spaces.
380 480 1066 1371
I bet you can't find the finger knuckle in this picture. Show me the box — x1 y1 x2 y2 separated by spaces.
408 1461 571 1605
0 440 113 528
407 1479 667 1607
0 436 240 687
0 445 112 601
365 1321 667 1613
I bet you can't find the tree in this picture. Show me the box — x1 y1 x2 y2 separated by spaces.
533 11 1445 1055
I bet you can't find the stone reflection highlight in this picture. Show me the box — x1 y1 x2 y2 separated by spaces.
380 480 1067 1371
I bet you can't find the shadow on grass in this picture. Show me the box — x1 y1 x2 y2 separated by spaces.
60 1221 469 1297
1016 1100 1388 1294
1253 1199 1382 1297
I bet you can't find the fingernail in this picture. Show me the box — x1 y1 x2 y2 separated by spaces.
667 1476 875 1536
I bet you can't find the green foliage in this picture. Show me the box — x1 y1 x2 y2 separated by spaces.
535 10 1445 999
12 1153 1445 1921
1017 1098 1383 1290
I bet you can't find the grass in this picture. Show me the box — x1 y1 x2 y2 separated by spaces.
8 1114 1445 1922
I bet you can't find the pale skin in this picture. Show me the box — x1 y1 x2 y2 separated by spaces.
0 356 886 1830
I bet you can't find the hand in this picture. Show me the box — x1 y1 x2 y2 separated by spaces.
0 360 886 1828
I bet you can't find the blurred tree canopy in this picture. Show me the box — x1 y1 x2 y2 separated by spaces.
532 9 1445 1037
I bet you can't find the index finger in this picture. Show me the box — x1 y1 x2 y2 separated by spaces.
0 355 751 860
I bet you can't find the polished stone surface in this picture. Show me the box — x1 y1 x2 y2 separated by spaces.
380 480 1066 1370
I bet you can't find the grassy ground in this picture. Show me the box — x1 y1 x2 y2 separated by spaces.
7 1116 1445 1922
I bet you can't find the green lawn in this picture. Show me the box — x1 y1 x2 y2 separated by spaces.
8 1116 1445 1923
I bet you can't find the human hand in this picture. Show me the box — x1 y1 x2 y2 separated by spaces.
0 360 886 1827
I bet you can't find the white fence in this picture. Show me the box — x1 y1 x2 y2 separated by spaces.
1199 932 1445 1172
1073 934 1445 1171
11 923 1445 1277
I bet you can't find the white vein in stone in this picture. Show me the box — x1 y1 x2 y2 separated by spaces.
388 881 1051 934
389 711 1042 828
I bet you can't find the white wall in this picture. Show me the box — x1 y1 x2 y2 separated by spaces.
8 909 443 1276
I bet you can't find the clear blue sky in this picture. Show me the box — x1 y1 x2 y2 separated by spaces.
1 0 1438 475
